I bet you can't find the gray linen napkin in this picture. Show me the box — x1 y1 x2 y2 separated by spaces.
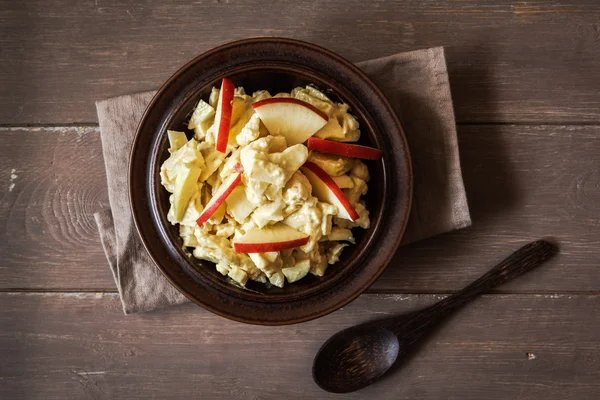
95 46 471 314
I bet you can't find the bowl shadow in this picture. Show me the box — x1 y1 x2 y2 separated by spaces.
372 52 521 291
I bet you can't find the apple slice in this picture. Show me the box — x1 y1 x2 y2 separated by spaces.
225 185 257 224
308 137 383 160
252 98 328 145
196 172 242 226
232 161 244 173
233 223 309 253
301 161 360 221
214 78 235 153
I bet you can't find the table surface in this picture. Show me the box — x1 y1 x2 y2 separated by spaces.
2 1 600 399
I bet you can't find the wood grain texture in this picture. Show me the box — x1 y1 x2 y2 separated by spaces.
2 0 600 124
1 292 599 399
0 127 112 289
1 125 599 292
373 124 600 293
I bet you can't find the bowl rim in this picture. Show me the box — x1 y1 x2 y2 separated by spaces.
129 37 413 325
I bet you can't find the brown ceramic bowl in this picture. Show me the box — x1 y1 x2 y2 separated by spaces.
129 38 412 325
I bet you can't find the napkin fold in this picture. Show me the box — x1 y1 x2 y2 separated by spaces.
95 46 470 314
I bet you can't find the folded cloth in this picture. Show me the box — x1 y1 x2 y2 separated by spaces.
94 46 471 314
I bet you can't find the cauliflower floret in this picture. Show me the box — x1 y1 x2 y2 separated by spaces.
192 233 262 283
226 265 249 286
306 245 328 277
353 201 370 229
265 135 285 152
313 118 360 142
282 259 310 283
187 100 215 140
160 139 204 192
341 112 359 134
226 185 257 224
205 169 221 188
334 201 370 229
192 235 238 265
317 202 338 236
241 137 287 187
208 87 219 109
239 218 257 235
167 130 188 153
281 249 296 268
282 171 312 214
198 146 225 182
291 87 334 116
180 224 199 247
177 192 204 227
207 202 226 225
292 247 329 277
236 113 263 146
310 100 361 142
244 178 270 206
219 148 242 179
234 87 247 97
161 139 205 223
262 251 279 263
237 253 264 280
323 227 355 243
264 184 282 202
251 90 271 103
251 198 285 228
332 174 354 189
268 271 285 288
228 97 254 141
327 243 348 265
215 219 235 238
248 252 284 287
350 160 370 182
304 86 334 102
283 197 322 252
343 177 368 206
307 152 354 176
268 144 308 180
241 138 308 203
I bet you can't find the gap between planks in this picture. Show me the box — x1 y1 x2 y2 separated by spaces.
3 122 600 129
2 289 600 298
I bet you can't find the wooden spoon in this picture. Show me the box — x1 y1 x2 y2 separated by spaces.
313 240 556 393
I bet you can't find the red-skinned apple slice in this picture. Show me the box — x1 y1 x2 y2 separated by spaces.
307 137 383 160
196 172 242 226
232 161 244 173
301 161 360 221
233 223 309 253
252 98 328 145
214 78 235 153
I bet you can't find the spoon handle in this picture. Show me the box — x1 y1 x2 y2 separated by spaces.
388 240 555 335
431 240 555 314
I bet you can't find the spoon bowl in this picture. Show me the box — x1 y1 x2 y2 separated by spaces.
313 326 399 393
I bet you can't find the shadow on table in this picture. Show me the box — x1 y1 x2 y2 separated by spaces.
380 47 521 288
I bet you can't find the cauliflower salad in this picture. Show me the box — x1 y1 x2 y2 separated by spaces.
160 78 383 288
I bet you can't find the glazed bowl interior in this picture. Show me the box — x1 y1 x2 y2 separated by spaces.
155 68 385 300
130 38 412 324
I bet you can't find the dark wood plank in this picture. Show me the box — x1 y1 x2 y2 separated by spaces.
374 124 600 293
2 0 600 124
1 292 599 399
0 127 113 289
1 125 599 291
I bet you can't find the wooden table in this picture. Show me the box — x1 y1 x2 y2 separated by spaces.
2 1 600 399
